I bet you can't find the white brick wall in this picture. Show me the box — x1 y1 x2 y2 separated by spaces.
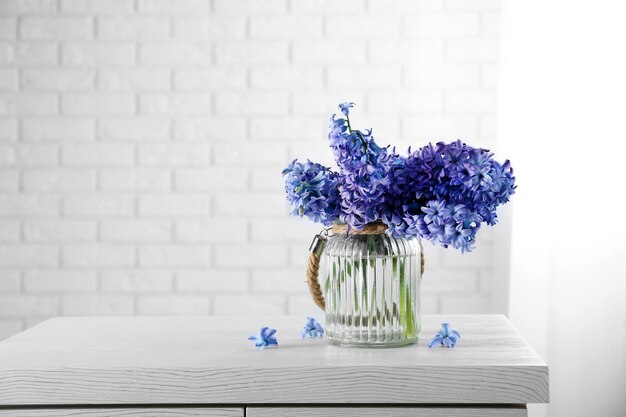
0 0 501 340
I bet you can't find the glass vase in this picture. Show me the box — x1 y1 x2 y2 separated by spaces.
323 224 422 347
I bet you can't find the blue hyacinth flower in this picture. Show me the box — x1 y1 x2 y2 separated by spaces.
248 327 278 349
301 317 324 338
428 322 461 348
338 101 355 116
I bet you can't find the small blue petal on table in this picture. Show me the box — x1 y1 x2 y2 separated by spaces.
301 317 324 338
248 326 278 349
428 322 461 348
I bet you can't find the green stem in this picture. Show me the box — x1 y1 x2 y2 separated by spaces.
356 131 368 153
399 258 415 338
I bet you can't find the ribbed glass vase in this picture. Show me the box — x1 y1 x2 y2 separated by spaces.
323 224 422 347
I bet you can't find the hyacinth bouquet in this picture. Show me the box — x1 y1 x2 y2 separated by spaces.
283 102 515 252
282 103 515 347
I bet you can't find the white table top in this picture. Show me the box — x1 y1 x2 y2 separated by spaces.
0 314 548 406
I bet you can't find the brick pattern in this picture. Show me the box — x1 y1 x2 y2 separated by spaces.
0 0 500 340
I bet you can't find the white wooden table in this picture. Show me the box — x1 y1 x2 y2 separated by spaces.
0 315 548 416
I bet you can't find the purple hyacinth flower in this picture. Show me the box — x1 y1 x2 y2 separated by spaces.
248 327 278 349
422 200 448 226
428 322 461 348
282 159 341 226
338 102 355 116
301 317 324 338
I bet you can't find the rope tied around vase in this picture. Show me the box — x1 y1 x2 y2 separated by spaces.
306 224 425 310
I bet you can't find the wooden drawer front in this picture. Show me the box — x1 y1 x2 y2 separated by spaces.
0 408 243 417
247 407 527 417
